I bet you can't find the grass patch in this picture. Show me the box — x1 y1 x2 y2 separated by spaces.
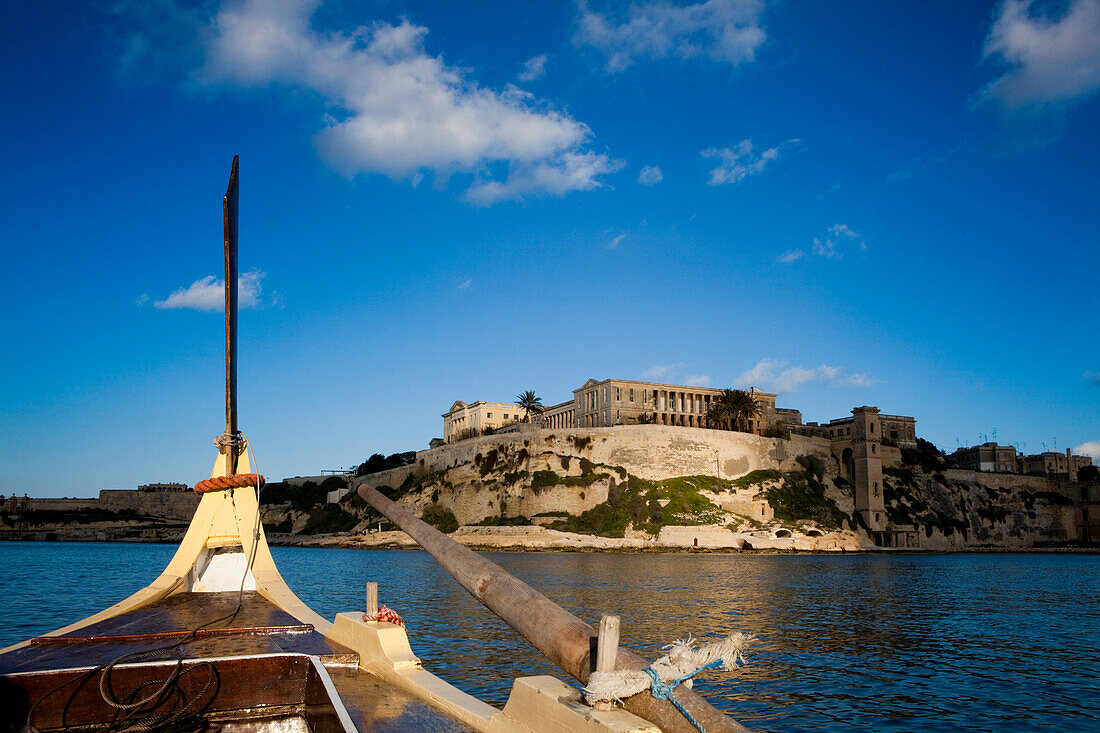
550 473 724 538
421 502 458 533
473 516 532 526
724 469 781 491
758 472 847 528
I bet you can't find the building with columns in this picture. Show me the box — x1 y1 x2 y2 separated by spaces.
571 378 790 433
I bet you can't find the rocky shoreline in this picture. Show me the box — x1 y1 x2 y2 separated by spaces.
273 524 866 552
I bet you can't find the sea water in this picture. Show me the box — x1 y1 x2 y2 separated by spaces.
0 543 1097 732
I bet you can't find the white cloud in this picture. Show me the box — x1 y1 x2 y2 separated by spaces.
736 358 877 393
701 138 798 186
981 0 1100 109
154 270 265 311
642 363 686 380
457 278 472 290
684 374 711 387
609 233 627 249
1075 441 1100 461
196 0 617 204
518 54 549 81
1085 370 1100 385
806 223 865 261
135 293 150 306
576 0 765 72
464 152 624 206
777 249 803 263
638 165 664 185
845 373 877 388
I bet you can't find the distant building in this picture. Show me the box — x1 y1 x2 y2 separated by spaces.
1019 449 1093 480
442 400 530 442
821 413 917 450
571 378 783 433
540 400 576 430
950 443 1018 473
138 483 189 492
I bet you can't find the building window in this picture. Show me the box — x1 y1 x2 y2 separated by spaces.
873 481 879 496
872 444 876 454
630 388 635 402
487 413 492 418
871 423 875 433
615 387 621 401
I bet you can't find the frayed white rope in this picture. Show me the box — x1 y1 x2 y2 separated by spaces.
584 632 756 705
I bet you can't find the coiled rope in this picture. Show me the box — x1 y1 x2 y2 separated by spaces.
584 632 756 733
193 473 265 494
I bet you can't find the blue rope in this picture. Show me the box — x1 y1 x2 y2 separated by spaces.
643 658 723 733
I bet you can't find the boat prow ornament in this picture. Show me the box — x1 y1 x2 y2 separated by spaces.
0 158 753 733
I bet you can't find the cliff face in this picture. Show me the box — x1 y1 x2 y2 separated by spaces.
881 467 1075 549
348 427 1081 550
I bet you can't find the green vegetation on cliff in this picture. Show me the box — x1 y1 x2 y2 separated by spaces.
759 472 848 528
549 474 728 537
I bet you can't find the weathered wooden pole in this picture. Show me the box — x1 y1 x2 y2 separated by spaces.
365 581 379 618
223 156 240 476
358 485 750 733
595 615 620 711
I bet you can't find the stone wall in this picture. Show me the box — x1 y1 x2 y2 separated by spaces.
351 426 831 527
3 497 100 512
400 426 831 483
98 490 200 520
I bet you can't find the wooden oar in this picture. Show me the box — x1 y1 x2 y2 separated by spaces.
359 485 750 733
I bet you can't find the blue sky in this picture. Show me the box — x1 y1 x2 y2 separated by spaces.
2 0 1098 497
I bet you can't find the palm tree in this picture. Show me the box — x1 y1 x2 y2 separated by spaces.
707 389 762 432
705 402 727 430
515 390 544 423
723 389 762 432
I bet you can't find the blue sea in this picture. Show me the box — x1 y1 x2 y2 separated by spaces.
1 543 1097 732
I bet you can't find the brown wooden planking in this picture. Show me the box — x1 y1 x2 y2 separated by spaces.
49 592 302 640
8 654 321 730
31 623 314 646
1 631 356 675
0 593 357 675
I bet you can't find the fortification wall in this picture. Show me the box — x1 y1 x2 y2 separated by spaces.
402 426 831 482
10 498 100 512
98 490 199 520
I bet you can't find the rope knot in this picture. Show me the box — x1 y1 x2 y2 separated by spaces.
214 432 247 454
363 604 406 628
644 667 673 699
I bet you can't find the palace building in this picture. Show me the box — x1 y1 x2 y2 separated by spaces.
443 377 806 440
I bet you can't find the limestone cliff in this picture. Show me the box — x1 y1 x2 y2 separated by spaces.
345 426 1084 550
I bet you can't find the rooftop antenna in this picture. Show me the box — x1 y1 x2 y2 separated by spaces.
1052 437 1057 451
992 427 997 443
223 155 240 475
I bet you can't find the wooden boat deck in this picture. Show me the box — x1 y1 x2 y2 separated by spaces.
0 591 356 674
0 591 475 731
